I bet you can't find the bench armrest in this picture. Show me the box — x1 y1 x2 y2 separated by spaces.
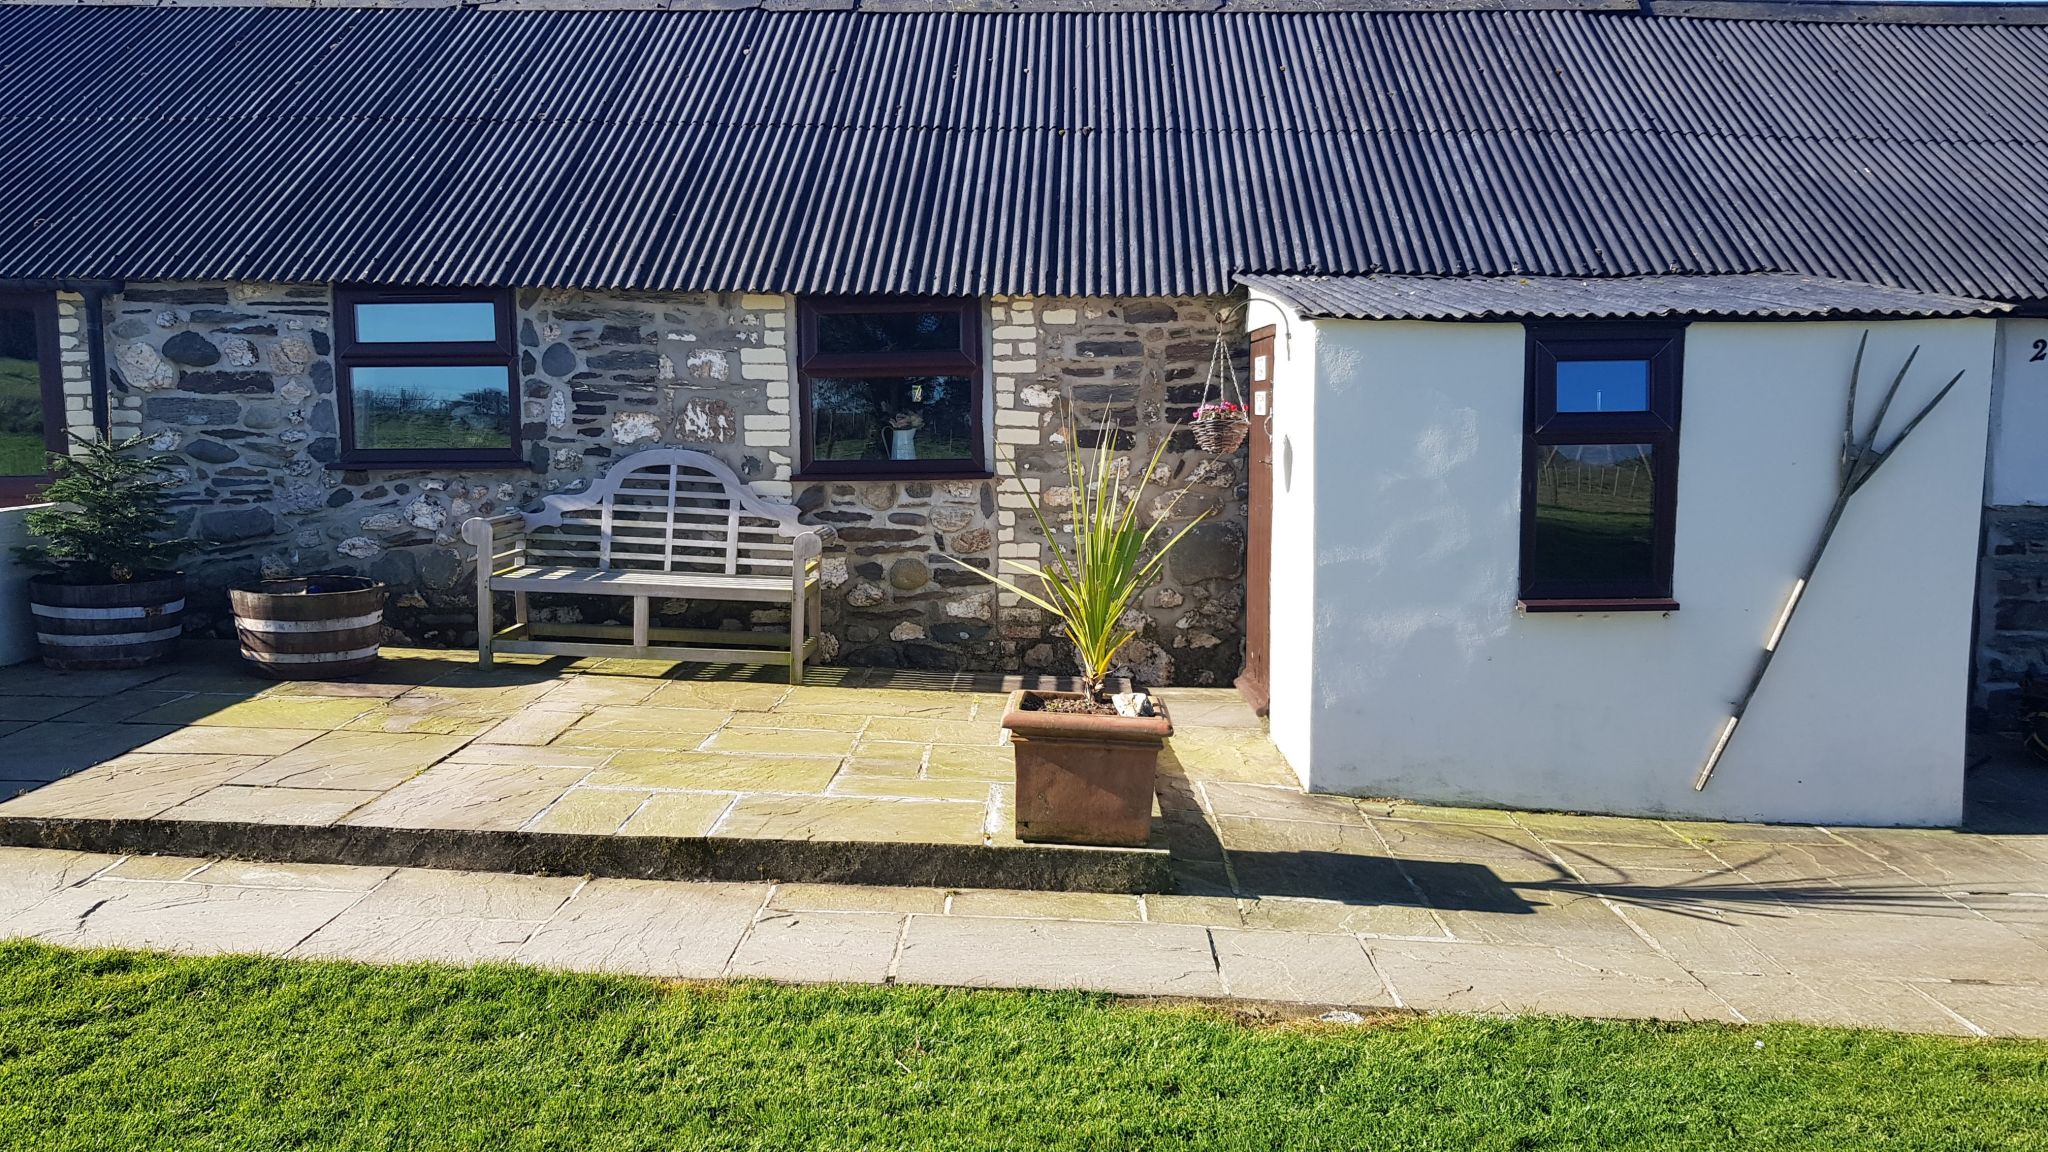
463 514 528 582
460 513 526 548
791 530 823 587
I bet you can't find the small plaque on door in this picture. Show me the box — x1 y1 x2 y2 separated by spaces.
1254 391 1268 416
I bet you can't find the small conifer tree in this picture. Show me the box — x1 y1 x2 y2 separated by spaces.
17 434 189 584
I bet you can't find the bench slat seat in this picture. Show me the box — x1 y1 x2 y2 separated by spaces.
460 448 823 682
488 566 799 601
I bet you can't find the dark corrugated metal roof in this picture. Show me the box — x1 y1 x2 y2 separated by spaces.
1239 273 2012 320
7 1 2041 21
4 5 2048 299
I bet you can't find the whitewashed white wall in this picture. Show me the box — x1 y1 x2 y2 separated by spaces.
1254 300 1317 781
0 505 49 666
1987 317 2048 506
1973 317 2048 724
1261 312 1995 825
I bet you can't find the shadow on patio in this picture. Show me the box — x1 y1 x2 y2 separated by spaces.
0 645 2041 925
0 645 1222 892
1965 742 2048 834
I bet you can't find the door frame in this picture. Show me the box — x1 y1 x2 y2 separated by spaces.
1235 324 1278 715
0 289 67 505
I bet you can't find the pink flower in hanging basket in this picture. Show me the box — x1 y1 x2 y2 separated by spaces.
1193 401 1247 422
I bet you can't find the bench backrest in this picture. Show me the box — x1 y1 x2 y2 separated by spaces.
521 449 804 578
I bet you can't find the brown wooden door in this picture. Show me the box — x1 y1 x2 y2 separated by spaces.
1236 325 1277 715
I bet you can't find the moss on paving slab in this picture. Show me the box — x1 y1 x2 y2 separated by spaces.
0 940 2043 1151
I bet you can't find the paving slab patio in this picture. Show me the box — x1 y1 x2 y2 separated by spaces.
0 647 2044 1035
0 646 1170 891
727 911 907 984
4 836 2041 1034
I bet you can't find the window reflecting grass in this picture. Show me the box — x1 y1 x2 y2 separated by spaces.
351 366 513 451
1531 443 1656 586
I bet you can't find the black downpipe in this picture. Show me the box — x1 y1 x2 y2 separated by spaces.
80 283 113 436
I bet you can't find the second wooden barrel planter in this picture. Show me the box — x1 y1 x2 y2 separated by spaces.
27 572 187 671
229 577 387 679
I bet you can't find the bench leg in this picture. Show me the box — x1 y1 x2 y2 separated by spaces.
809 581 822 667
514 590 530 628
789 582 806 685
476 583 495 670
631 596 650 651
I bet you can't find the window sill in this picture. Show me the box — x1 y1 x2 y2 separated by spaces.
1518 598 1679 614
792 470 995 483
329 457 535 472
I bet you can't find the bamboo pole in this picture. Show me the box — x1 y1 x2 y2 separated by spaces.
1693 333 1965 791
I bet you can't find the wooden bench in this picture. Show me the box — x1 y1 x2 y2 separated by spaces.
460 448 823 682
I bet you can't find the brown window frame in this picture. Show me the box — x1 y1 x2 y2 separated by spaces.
333 285 523 469
0 289 69 505
795 296 987 480
1519 324 1684 612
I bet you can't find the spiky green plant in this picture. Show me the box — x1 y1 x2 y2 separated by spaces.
949 418 1209 700
16 433 189 584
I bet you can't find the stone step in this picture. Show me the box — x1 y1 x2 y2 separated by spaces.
0 814 1171 895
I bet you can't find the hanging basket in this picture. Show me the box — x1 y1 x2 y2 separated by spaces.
1190 328 1251 456
1192 404 1251 455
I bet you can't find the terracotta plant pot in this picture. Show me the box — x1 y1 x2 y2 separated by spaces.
229 576 386 679
27 571 185 671
1000 689 1172 847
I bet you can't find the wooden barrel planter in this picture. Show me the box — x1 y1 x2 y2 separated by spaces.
229 577 387 679
27 572 186 671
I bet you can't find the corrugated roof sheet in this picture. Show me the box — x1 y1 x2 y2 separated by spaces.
1238 273 2012 320
3 5 2048 299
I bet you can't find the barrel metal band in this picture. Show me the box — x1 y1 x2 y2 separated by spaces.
36 626 184 646
31 600 186 620
235 612 383 634
240 646 381 664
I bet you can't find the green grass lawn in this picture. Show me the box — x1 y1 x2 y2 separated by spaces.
1 941 2043 1151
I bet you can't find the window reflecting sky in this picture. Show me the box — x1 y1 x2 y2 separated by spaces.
355 301 497 344
1555 359 1649 413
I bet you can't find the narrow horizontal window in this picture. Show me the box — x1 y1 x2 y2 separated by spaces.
1521 326 1683 605
0 291 66 502
352 300 499 345
797 298 985 478
1554 359 1649 413
815 310 965 357
334 287 521 468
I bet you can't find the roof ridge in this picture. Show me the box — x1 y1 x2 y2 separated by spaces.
4 0 2048 27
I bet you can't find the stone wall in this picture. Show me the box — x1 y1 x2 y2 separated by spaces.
96 283 1248 686
1977 505 2048 730
53 292 100 451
